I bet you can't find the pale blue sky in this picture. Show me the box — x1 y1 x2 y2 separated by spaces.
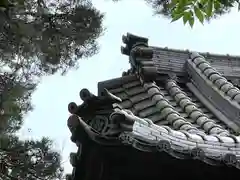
19 0 240 174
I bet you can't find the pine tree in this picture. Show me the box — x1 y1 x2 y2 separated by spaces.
0 0 104 76
0 72 35 133
0 135 64 180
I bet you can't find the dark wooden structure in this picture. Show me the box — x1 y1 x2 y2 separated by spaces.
66 33 240 180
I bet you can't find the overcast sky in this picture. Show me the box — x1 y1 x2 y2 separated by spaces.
19 0 240 174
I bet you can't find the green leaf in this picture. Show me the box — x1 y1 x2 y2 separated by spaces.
206 0 213 17
194 6 204 24
171 13 184 22
183 11 190 25
188 10 194 28
178 0 186 7
172 0 179 4
185 0 194 6
200 0 209 6
168 0 179 8
189 17 194 27
214 0 221 10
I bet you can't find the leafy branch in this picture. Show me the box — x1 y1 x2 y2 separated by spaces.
170 0 237 27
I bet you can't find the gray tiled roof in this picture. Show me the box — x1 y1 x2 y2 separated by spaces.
102 75 227 131
97 33 240 168
66 33 240 180
96 71 240 168
151 46 240 79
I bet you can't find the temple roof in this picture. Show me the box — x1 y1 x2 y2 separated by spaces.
66 33 240 180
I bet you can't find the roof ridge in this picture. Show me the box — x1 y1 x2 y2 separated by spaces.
152 46 240 60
